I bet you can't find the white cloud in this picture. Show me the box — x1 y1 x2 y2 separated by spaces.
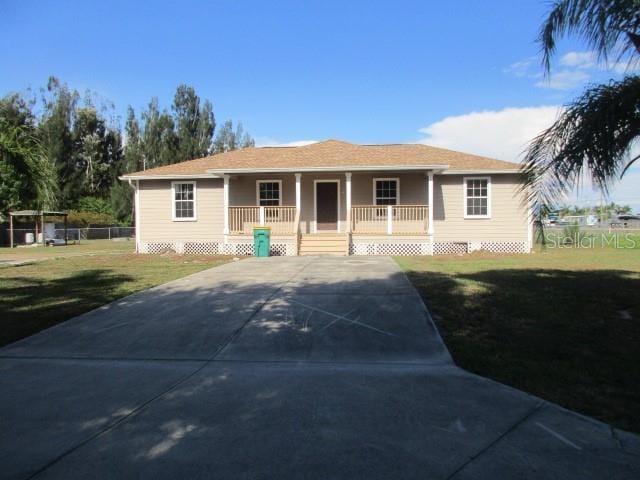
506 50 639 91
559 51 596 69
559 49 639 75
418 107 640 210
502 57 537 77
254 138 318 148
534 70 591 90
417 106 561 161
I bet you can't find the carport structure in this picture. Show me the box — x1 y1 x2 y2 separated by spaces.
8 210 68 248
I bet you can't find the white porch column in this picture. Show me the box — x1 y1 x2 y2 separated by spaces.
427 171 434 236
295 173 301 212
345 172 352 233
387 205 393 235
223 175 230 239
134 180 140 253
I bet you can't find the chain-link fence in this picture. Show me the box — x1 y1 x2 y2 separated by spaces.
3 227 135 245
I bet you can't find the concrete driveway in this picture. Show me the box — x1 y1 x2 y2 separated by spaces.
1 256 638 479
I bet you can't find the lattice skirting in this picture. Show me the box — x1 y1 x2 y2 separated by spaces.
477 241 529 254
140 240 528 256
140 240 296 256
140 241 220 255
349 240 530 256
219 241 296 256
434 241 530 255
433 241 469 255
350 241 433 256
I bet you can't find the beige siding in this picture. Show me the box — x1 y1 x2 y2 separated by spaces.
229 174 296 206
139 179 224 242
137 173 528 244
350 173 427 205
433 174 528 241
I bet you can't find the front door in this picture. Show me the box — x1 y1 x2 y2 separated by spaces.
316 181 339 231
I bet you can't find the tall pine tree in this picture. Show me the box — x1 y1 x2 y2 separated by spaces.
172 85 215 160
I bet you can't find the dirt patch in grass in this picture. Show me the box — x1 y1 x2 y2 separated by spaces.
0 252 232 347
396 248 640 433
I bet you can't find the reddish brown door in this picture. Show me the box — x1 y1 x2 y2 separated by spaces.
316 182 338 231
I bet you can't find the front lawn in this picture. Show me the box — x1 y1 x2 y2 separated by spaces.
0 249 230 347
396 247 640 433
0 239 134 260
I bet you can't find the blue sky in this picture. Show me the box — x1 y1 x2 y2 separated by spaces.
1 0 638 210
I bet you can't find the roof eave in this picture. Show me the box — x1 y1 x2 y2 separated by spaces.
442 169 522 175
119 173 222 181
207 165 450 175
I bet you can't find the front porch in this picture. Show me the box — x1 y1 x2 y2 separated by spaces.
221 171 435 255
227 204 431 236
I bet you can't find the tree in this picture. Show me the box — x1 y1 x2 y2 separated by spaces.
123 106 144 171
0 94 57 214
71 107 123 200
142 98 178 168
110 181 133 224
38 77 123 206
212 120 255 154
172 85 215 160
39 77 78 207
522 0 640 209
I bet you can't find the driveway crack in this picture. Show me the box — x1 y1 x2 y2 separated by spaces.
443 400 545 480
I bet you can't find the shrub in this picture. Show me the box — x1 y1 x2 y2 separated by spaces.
561 223 589 245
67 210 115 227
76 196 112 214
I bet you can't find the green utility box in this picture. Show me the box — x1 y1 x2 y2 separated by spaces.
253 227 271 257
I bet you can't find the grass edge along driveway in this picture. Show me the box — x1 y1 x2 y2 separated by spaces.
0 248 231 347
396 247 640 434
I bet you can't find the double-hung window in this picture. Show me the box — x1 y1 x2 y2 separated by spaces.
257 180 282 221
257 180 282 206
373 178 399 217
464 177 491 218
374 178 399 205
172 181 196 221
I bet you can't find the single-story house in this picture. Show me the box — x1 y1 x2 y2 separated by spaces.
120 139 532 256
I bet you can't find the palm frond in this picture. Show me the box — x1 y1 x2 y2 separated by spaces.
0 120 58 209
540 0 640 72
521 75 640 210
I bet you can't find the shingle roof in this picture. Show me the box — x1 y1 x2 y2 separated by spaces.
122 139 520 178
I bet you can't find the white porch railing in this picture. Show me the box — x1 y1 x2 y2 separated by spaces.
351 205 428 234
229 206 297 235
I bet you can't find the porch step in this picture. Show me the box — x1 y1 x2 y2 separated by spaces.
299 234 348 256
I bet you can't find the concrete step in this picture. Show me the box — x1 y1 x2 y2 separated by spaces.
300 251 345 256
299 246 346 253
299 240 347 246
300 233 347 241
298 234 348 256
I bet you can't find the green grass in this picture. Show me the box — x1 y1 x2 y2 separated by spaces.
0 246 230 347
0 239 135 260
396 247 640 433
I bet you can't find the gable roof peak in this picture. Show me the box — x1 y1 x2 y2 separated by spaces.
317 139 354 146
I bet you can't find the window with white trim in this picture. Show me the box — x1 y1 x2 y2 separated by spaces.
374 178 399 205
464 177 490 218
172 182 196 220
257 180 281 206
